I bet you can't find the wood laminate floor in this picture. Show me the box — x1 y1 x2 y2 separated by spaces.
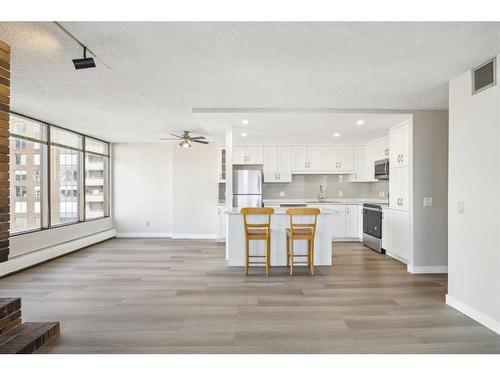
1 239 499 353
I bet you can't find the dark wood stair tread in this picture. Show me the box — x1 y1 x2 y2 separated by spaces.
0 298 21 319
0 322 60 354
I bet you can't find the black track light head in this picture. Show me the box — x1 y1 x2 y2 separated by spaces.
73 46 96 70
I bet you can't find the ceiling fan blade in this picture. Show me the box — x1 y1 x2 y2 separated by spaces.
192 140 209 144
160 138 179 141
169 133 182 138
190 136 206 140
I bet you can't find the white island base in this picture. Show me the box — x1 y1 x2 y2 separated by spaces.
226 210 333 266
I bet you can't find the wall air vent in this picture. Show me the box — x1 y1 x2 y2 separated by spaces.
472 57 496 95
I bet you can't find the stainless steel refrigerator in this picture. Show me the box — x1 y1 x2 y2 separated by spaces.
233 170 263 207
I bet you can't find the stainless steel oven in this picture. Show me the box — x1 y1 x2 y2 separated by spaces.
362 204 384 253
374 158 389 180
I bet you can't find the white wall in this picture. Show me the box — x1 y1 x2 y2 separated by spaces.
114 143 173 236
114 142 219 238
172 143 219 238
447 56 500 333
411 110 449 272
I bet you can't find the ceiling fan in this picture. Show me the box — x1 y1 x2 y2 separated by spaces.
160 130 209 149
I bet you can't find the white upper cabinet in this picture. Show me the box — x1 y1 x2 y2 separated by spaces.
307 146 325 171
375 136 389 161
290 146 325 172
232 145 263 165
325 146 354 172
389 122 410 168
349 145 366 182
263 146 292 183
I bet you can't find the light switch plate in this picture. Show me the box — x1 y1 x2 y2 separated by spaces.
457 201 464 214
338 190 343 197
279 191 285 197
423 197 433 207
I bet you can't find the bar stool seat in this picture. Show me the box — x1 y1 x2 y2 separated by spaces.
241 207 274 276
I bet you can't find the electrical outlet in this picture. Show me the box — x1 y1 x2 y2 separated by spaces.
423 197 433 207
279 191 285 197
338 190 343 197
380 191 385 198
457 201 464 214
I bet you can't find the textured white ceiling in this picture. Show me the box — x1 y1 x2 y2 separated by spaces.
0 22 499 143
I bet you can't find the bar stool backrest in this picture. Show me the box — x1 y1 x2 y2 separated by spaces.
286 207 320 236
240 207 275 236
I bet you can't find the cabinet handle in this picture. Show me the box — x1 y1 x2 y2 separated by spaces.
400 155 403 163
278 173 281 180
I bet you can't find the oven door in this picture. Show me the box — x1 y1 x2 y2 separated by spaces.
363 207 382 239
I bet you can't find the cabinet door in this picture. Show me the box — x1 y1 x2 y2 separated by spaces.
232 146 246 164
389 167 400 209
399 167 409 211
338 146 354 172
308 146 325 171
378 136 389 160
263 146 278 183
382 208 390 252
323 146 338 171
331 205 346 238
391 209 409 262
245 146 263 164
350 145 366 182
345 205 358 237
400 124 410 167
290 146 308 171
389 126 402 167
277 146 292 182
365 142 376 181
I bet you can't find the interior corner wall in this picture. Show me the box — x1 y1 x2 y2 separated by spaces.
0 40 10 263
447 56 500 333
114 143 173 236
172 143 219 238
411 110 449 271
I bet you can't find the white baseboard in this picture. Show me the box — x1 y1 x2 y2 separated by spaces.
386 251 408 265
115 232 172 238
446 294 500 335
0 229 116 277
408 264 448 274
171 233 218 239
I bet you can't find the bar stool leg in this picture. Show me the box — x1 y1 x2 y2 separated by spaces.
309 238 315 276
286 235 290 267
265 237 270 277
245 238 249 276
289 237 294 276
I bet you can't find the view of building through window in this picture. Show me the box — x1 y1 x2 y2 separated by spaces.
9 114 110 234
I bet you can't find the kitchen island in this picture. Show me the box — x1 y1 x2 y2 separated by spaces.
225 209 333 266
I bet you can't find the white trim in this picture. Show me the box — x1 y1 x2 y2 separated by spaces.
171 233 218 239
115 232 172 238
446 294 500 335
1 229 116 277
408 264 448 274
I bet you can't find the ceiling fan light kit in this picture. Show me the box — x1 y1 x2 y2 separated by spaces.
160 130 209 149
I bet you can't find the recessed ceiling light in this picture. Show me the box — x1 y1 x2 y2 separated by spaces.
334 133 340 137
242 119 249 125
356 119 365 125
241 132 247 137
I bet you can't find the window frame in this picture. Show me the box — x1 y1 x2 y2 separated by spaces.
9 112 111 236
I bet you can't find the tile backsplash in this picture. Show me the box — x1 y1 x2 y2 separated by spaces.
263 174 389 200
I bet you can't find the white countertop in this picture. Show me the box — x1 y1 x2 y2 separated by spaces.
225 208 335 215
262 198 389 205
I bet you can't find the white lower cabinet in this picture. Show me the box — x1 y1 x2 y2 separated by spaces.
312 204 361 240
330 205 346 239
383 208 409 263
345 205 359 238
217 205 227 241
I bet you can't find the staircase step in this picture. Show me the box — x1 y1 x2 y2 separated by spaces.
0 322 60 354
0 309 22 335
0 298 21 319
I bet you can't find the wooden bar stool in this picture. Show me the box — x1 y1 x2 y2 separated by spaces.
240 207 274 276
286 207 320 276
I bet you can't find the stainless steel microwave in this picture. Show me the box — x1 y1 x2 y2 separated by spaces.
374 159 389 180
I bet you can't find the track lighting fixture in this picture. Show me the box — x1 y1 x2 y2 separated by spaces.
72 46 96 70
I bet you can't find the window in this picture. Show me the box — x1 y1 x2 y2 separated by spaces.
15 154 27 165
15 170 27 181
9 114 110 235
15 186 27 197
50 146 81 225
15 139 26 149
15 202 27 213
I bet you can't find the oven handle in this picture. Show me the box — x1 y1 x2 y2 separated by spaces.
363 206 382 212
